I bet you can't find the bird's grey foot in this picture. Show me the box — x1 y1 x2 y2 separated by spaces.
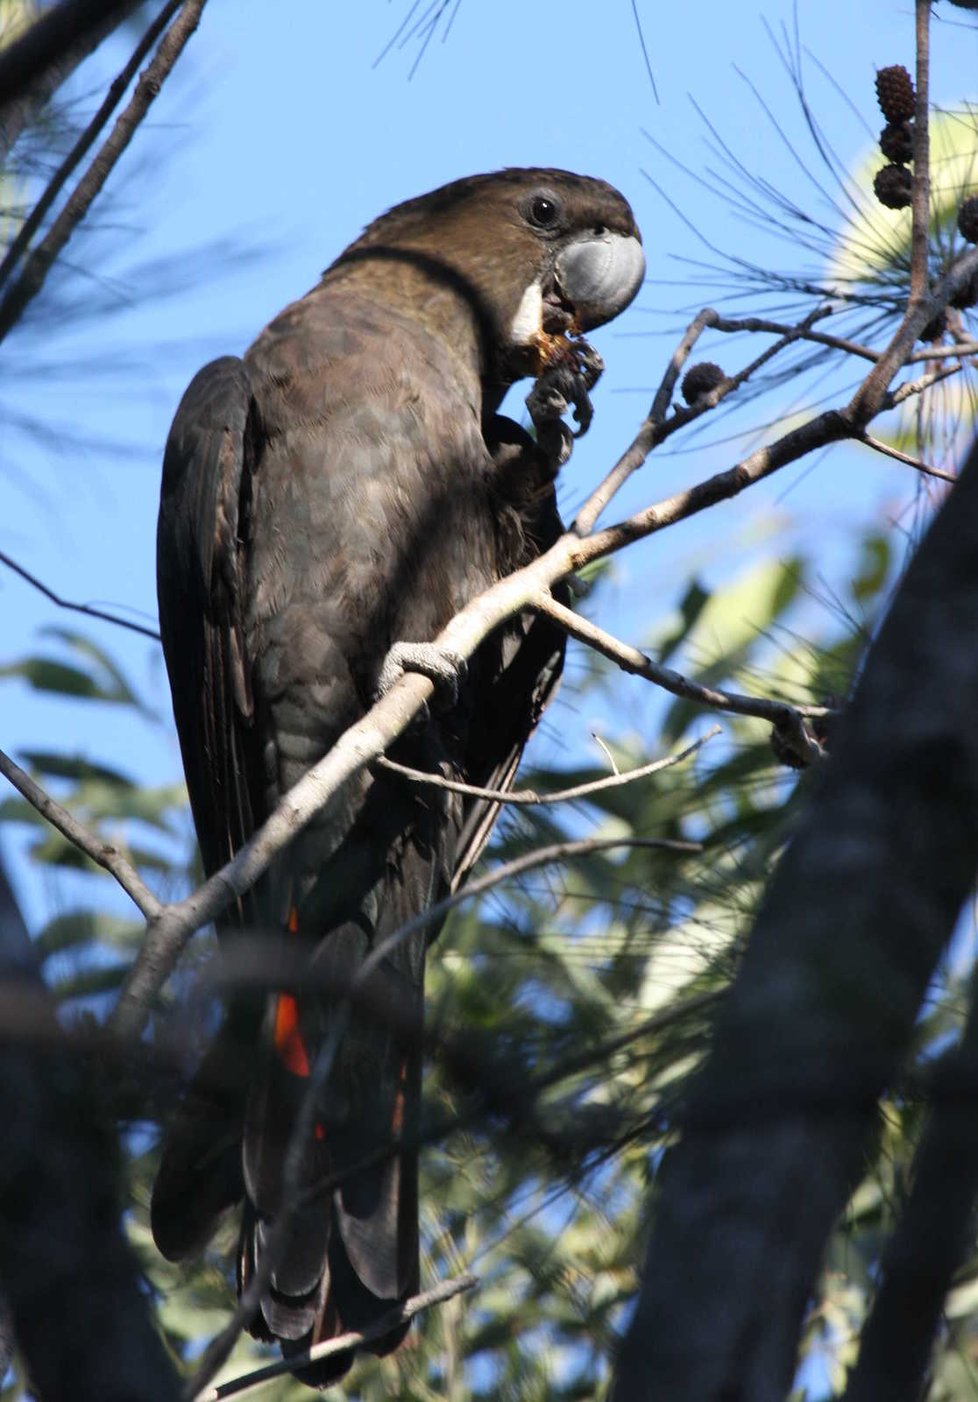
377 641 468 712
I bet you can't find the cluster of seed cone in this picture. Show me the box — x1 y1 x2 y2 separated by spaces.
873 66 916 211
680 361 725 406
872 65 978 330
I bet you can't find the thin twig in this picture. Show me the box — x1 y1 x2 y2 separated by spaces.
210 836 703 1015
578 405 854 567
376 730 719 806
567 306 720 531
572 305 831 536
192 1274 478 1402
859 432 957 483
887 361 964 407
0 0 208 344
711 315 975 367
0 0 184 292
0 549 161 640
0 747 161 918
534 595 827 764
907 341 978 362
591 733 620 774
355 836 702 1022
711 311 877 363
909 0 931 306
649 308 717 423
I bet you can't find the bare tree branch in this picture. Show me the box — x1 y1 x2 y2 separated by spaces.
582 403 853 563
858 431 957 483
711 312 880 363
573 304 833 536
534 594 828 762
574 307 716 532
711 314 977 367
907 340 978 361
0 0 208 344
886 359 966 406
0 548 161 640
376 728 720 805
849 248 978 424
0 745 162 919
910 0 931 306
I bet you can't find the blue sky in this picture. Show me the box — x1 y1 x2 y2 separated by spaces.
2 0 977 926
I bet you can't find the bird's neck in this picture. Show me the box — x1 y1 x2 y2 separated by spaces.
323 250 511 407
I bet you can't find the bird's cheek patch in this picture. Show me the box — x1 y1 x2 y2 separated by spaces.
509 279 544 347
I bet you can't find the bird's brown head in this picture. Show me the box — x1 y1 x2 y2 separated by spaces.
328 167 645 386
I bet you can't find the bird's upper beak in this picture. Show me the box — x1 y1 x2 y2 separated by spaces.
553 231 645 331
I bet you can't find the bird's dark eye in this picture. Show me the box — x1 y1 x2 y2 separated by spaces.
525 193 562 228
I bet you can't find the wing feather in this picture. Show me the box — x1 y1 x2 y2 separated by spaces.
157 356 262 894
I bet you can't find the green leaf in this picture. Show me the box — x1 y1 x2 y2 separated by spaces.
41 626 144 708
20 750 137 787
0 656 114 700
0 629 147 707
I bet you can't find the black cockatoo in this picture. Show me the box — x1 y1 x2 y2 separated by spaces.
151 168 643 1383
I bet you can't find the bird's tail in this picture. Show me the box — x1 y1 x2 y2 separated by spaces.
238 919 423 1386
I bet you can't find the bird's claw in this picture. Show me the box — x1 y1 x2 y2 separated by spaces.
527 337 605 458
376 641 468 713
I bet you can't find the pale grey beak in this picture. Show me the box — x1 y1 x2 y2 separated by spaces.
554 232 645 330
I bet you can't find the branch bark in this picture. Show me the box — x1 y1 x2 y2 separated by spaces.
534 595 828 762
376 728 719 805
0 745 162 918
610 433 978 1402
0 548 161 639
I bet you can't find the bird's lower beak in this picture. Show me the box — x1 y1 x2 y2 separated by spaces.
553 232 645 331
